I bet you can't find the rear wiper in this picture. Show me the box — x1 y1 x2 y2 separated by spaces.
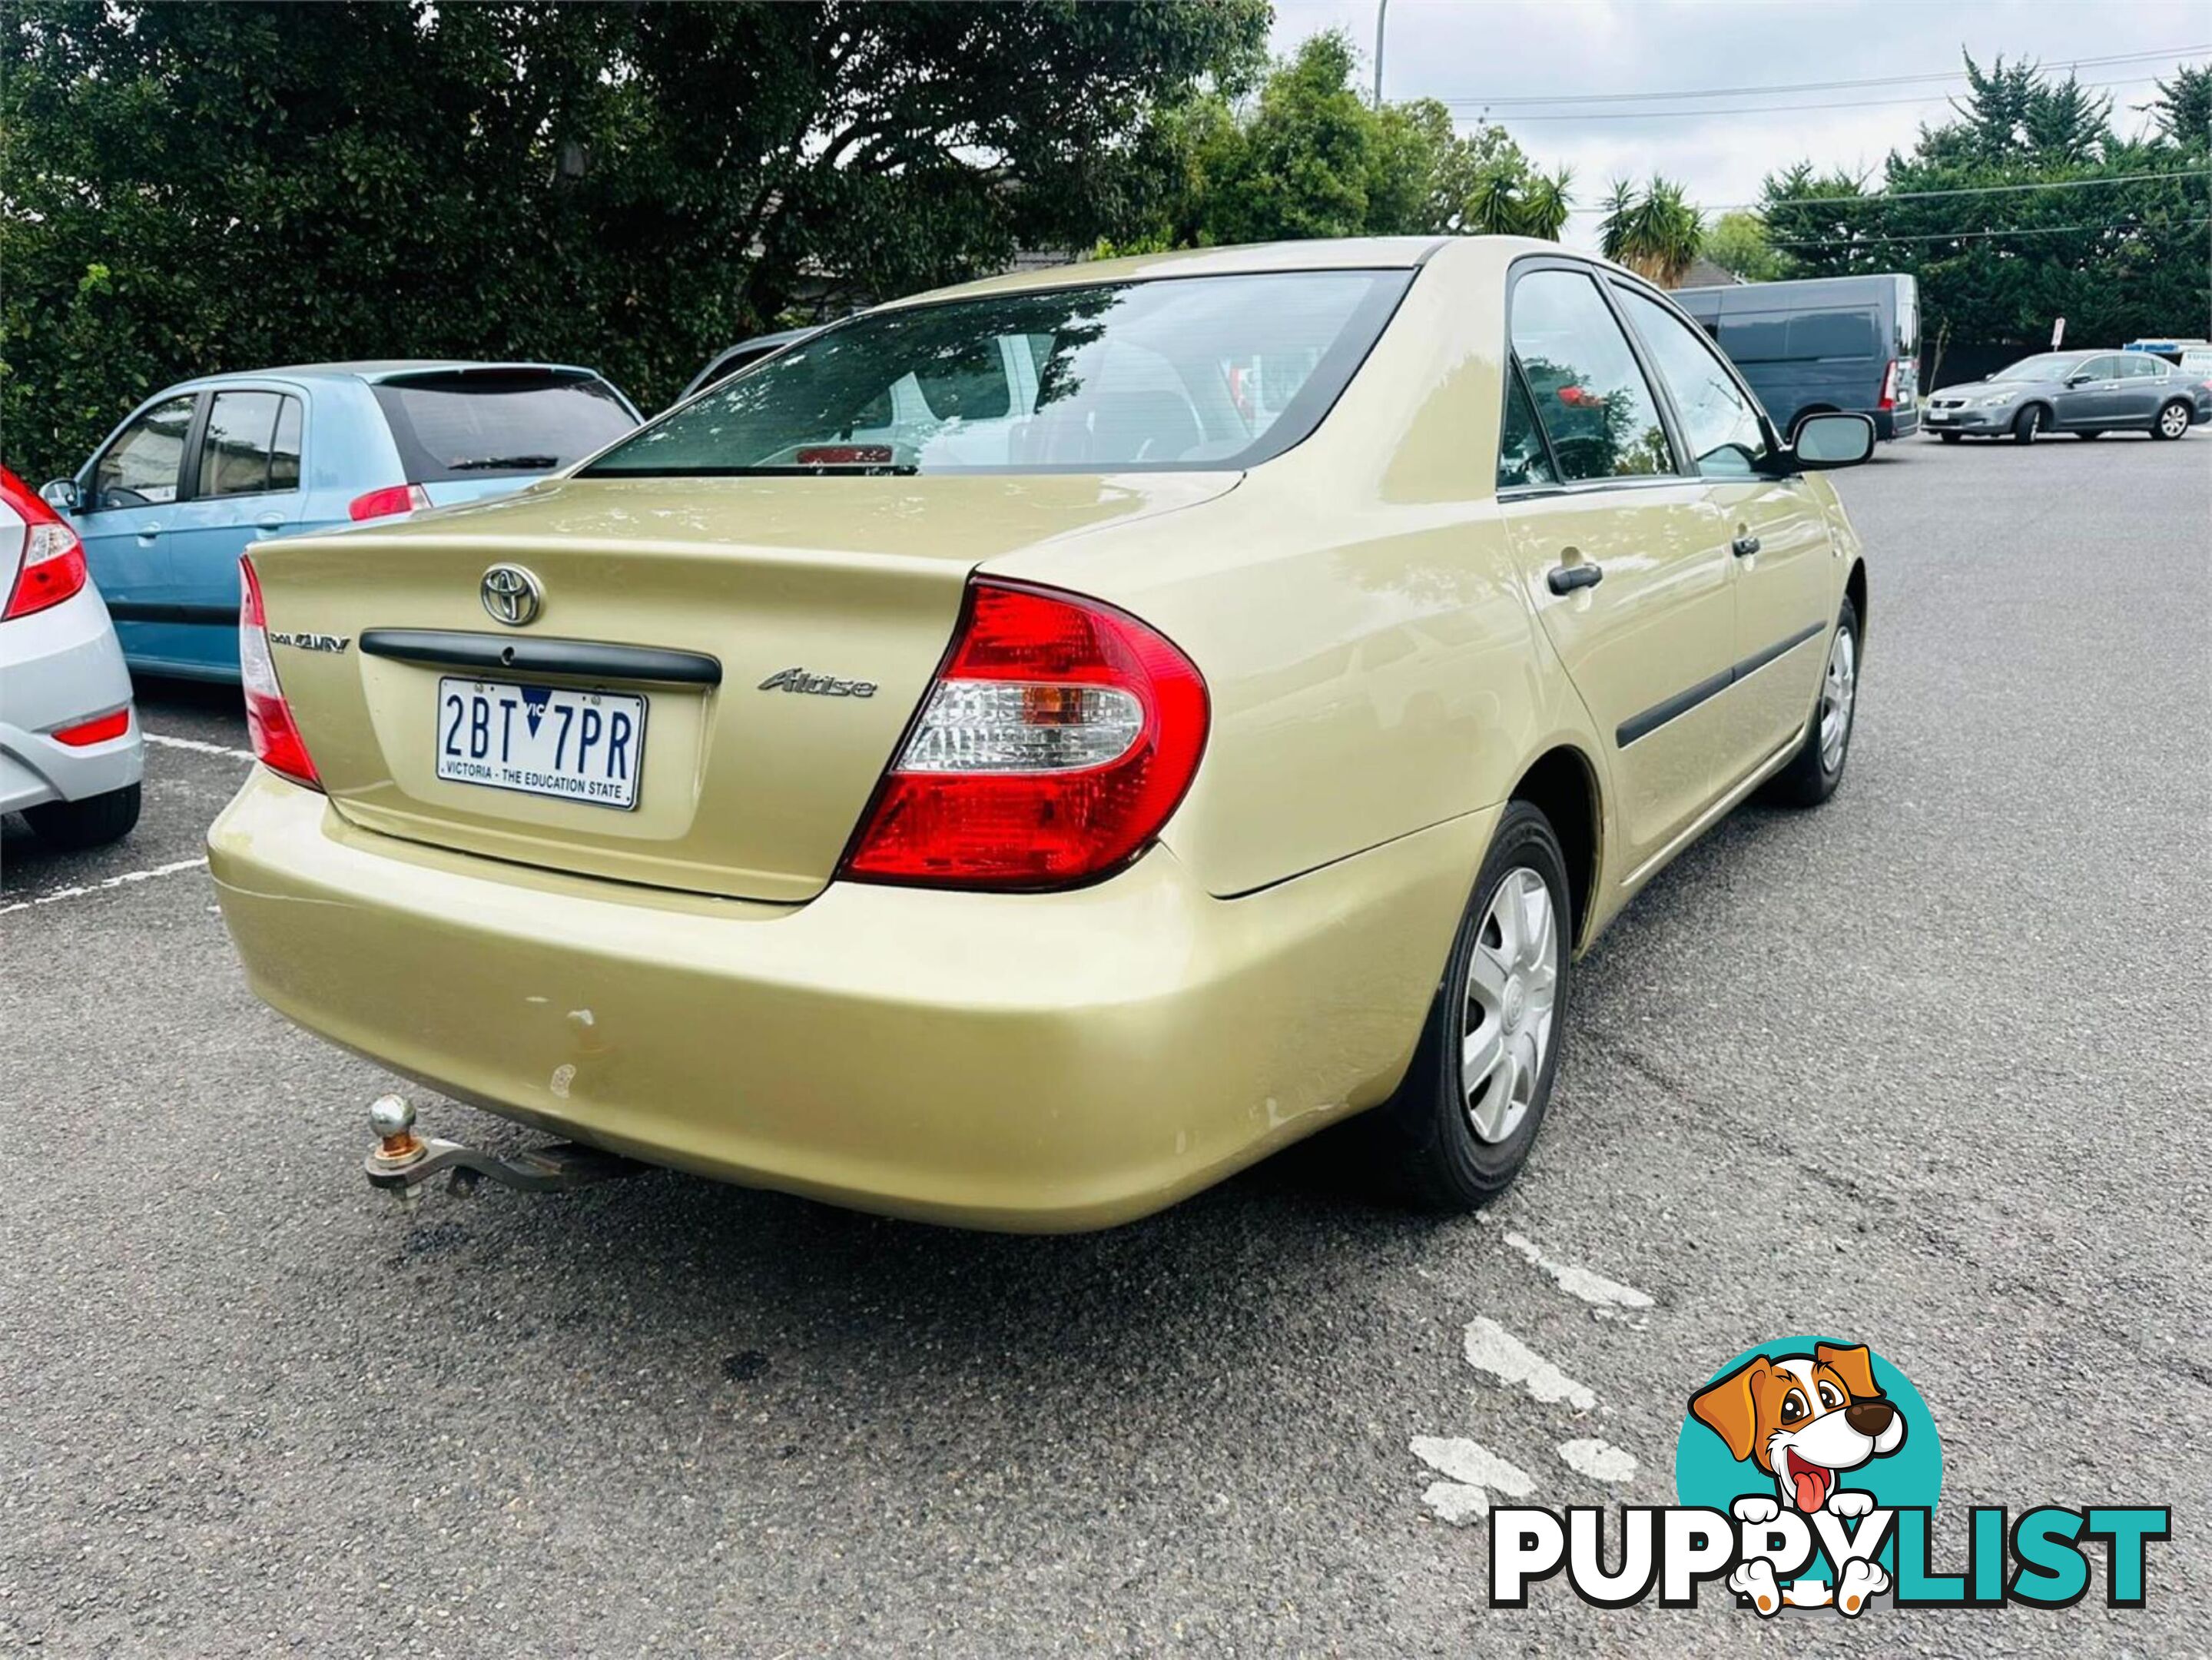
446 453 560 470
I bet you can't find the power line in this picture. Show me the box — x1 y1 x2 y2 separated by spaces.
1706 168 2211 214
1457 73 2171 123
1767 216 2212 248
1438 44 2208 108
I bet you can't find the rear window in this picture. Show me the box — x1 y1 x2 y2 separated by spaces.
371 372 638 483
582 270 1413 477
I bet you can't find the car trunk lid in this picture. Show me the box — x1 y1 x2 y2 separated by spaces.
249 471 1234 902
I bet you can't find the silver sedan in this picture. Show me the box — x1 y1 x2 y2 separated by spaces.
1924 349 2206 443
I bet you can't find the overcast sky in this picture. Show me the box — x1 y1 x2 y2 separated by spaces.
1268 0 2210 248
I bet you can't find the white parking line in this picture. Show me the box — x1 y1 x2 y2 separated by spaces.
1411 1436 1537 1526
1558 1438 1639 1482
144 732 254 762
0 856 209 915
1462 1316 1597 1411
1500 1231 1655 1318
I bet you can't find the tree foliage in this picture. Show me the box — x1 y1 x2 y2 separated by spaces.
1762 51 2210 362
1107 33 1573 252
1598 176 1703 287
1700 211 1786 282
2144 65 2212 149
0 0 1269 483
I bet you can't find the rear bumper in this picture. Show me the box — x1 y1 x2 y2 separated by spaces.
0 586 143 814
1876 406 1916 440
210 769 1490 1230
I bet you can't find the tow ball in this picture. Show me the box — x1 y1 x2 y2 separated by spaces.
363 1094 645 1213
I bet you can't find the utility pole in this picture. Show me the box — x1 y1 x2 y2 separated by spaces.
1373 0 1389 108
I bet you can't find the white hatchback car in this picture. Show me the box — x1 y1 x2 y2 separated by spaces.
0 466 143 848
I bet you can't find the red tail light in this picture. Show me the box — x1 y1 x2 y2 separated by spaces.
53 707 132 747
1877 360 1899 411
239 555 321 789
840 579 1209 890
1 467 90 620
348 483 431 522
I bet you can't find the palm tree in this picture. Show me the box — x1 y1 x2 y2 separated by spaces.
1599 175 1705 287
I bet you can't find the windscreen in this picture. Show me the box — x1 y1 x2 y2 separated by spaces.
582 270 1412 477
372 372 638 482
1990 354 2085 382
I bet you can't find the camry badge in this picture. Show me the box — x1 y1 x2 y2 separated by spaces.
480 563 542 627
267 630 350 653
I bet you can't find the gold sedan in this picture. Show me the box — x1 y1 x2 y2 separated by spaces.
210 237 1873 1231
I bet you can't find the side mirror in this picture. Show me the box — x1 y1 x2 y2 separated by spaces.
2065 374 2093 387
1791 412 1875 470
40 478 81 513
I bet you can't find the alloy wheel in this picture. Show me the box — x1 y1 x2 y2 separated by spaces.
2159 403 2190 439
1820 625 1857 773
1462 868 1560 1144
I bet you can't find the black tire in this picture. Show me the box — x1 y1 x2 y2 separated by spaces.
2074 430 2104 440
1763 596 1860 808
1937 431 1962 443
24 782 141 851
2152 400 2192 440
1365 802 1572 1211
2011 405 2043 444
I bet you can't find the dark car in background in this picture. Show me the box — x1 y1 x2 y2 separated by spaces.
1674 273 1919 441
1922 349 2207 443
675 327 822 405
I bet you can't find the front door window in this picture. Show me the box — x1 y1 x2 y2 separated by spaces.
92 395 196 510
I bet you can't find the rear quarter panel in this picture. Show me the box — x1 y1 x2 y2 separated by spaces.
993 238 1607 900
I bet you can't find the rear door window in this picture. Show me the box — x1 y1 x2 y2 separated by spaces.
371 373 638 483
1497 370 1559 490
1508 268 1675 481
92 394 196 510
2116 354 2166 380
196 390 304 497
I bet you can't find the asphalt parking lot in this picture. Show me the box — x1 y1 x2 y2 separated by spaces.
4 434 2207 1656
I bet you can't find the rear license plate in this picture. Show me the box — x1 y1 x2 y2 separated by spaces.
434 678 646 810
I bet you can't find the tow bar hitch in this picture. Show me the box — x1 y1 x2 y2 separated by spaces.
364 1094 646 1213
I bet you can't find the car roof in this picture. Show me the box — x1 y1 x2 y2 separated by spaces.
179 360 607 387
882 236 1458 309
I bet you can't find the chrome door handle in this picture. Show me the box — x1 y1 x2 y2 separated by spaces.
1547 563 1603 595
1732 534 1761 558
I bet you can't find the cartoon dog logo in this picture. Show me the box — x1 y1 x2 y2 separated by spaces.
1690 1342 1906 1613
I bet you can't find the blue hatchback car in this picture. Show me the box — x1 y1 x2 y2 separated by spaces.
41 361 640 681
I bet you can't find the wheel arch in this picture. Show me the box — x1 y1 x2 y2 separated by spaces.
1507 745 1601 953
1845 558 1868 653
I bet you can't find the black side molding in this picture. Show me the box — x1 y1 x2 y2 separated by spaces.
1617 668 1733 749
106 601 238 626
1732 620 1826 683
1616 620 1826 749
358 629 721 686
